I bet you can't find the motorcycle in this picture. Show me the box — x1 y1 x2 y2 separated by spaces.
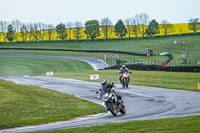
121 72 130 88
96 85 126 116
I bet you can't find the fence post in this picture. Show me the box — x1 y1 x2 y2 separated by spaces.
104 55 106 64
195 58 197 65
198 82 200 91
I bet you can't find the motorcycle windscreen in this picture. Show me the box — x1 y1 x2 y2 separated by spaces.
102 86 110 94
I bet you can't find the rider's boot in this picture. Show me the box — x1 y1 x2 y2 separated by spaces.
119 76 122 83
117 95 124 105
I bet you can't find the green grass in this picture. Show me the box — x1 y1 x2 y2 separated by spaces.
0 50 168 66
35 115 200 133
1 35 200 52
0 79 105 129
54 70 200 92
1 35 200 66
0 55 198 91
0 50 137 61
0 56 93 76
0 36 200 132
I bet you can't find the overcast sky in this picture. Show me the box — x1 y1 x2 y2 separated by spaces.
0 0 199 26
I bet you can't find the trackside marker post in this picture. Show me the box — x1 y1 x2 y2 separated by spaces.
198 82 200 91
90 74 99 80
162 62 167 67
46 72 54 76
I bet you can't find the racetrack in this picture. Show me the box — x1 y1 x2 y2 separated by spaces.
0 76 200 133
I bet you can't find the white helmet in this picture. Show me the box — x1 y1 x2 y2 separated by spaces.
122 65 126 68
101 80 107 86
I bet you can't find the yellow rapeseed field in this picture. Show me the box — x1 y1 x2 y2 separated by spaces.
0 23 196 42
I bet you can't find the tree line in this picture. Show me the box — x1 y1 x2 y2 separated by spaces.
0 13 200 42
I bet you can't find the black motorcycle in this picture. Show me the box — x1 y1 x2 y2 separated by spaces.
96 85 126 116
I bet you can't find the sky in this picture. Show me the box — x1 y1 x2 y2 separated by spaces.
0 0 199 26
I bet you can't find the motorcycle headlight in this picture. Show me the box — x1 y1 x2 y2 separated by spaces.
102 93 109 99
123 74 128 77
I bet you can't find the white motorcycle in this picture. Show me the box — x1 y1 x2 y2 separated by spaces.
121 72 130 88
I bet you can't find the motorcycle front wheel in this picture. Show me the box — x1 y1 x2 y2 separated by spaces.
122 79 125 88
120 105 126 114
125 79 128 88
109 102 118 116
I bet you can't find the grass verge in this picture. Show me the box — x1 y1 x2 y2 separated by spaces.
35 115 200 133
54 70 200 92
1 34 200 66
0 79 105 129
0 56 93 76
1 35 200 52
0 50 167 66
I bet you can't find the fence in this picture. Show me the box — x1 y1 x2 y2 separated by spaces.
140 58 199 66
80 42 147 54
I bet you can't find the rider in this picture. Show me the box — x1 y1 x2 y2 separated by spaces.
100 80 123 104
119 65 130 83
100 80 115 94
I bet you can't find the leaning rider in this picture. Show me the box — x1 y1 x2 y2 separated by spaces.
100 80 114 94
119 65 130 83
100 80 123 104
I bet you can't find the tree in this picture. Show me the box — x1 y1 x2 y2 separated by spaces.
131 17 140 38
28 23 39 41
6 24 15 41
124 18 132 39
56 23 67 41
66 22 74 40
73 21 83 40
28 23 34 41
47 24 55 41
160 20 175 36
100 17 113 39
20 24 29 42
145 19 160 37
32 23 41 42
114 19 127 39
188 18 200 32
0 21 8 42
11 20 21 42
135 13 150 37
84 20 100 41
38 23 47 41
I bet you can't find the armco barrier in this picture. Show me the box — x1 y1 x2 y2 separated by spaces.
104 64 200 72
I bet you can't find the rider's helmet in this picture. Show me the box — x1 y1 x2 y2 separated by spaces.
122 65 126 69
101 80 107 86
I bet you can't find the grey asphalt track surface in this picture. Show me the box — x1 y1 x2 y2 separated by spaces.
0 54 107 70
0 76 200 133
